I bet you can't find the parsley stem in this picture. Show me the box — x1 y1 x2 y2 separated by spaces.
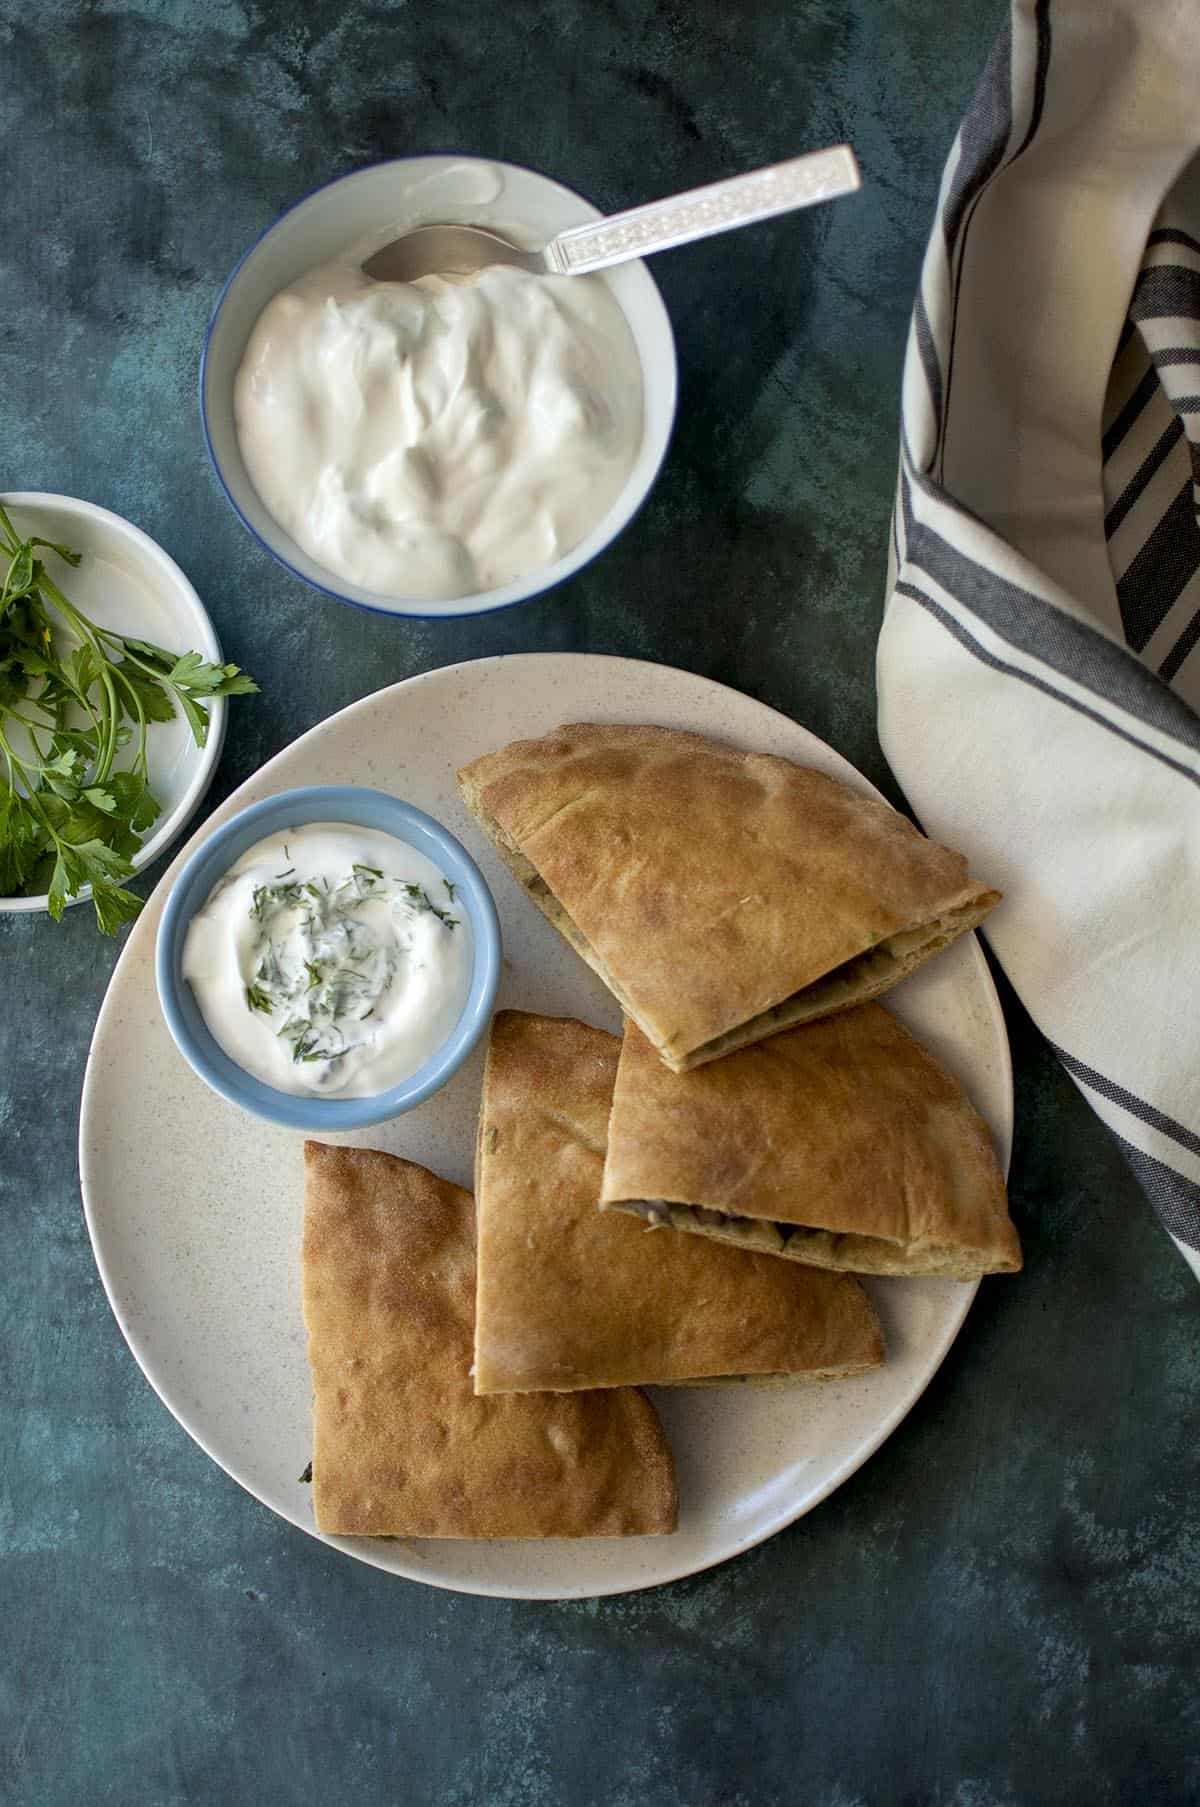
104 658 151 780
0 739 58 776
0 725 67 853
36 573 123 782
0 705 58 734
99 635 188 702
55 666 104 737
0 504 20 558
0 730 16 792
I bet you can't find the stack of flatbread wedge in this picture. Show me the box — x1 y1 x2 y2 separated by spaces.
472 1011 885 1392
297 722 1022 1545
458 722 1019 1282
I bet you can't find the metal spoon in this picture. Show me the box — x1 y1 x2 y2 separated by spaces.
362 145 861 285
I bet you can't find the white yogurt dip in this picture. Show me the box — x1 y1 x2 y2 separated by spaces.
233 257 644 600
182 824 473 1098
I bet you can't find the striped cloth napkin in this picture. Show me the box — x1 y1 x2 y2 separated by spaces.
878 0 1200 1279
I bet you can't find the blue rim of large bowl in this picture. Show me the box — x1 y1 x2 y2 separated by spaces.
155 785 501 1129
199 154 678 623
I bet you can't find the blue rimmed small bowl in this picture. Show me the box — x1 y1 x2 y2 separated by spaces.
155 786 501 1130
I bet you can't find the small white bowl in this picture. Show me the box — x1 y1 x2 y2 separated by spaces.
0 492 227 918
201 156 678 621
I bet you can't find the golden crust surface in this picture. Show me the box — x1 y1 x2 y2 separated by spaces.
301 1141 678 1538
601 1010 1021 1278
472 1012 884 1393
457 723 1000 1066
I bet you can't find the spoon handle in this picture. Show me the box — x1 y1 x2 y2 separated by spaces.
544 145 861 277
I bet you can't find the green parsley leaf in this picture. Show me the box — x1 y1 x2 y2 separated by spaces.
92 881 142 936
117 662 176 727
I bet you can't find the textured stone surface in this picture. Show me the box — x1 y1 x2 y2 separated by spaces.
2 3 1198 1803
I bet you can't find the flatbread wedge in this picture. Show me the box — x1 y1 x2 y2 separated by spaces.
472 1012 884 1392
601 1009 1021 1280
302 1141 678 1538
457 723 1001 1071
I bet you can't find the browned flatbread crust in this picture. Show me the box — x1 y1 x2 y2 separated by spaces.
601 1010 1021 1280
302 1141 678 1538
472 1012 884 1393
456 723 1000 1071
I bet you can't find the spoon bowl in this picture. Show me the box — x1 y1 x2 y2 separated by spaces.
362 145 860 287
363 223 545 284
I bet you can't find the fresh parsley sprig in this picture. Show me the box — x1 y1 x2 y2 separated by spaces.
0 504 257 932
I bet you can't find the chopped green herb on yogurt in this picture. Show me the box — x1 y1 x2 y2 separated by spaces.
181 823 473 1098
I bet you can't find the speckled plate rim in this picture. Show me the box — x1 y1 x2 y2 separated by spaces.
78 654 1012 1600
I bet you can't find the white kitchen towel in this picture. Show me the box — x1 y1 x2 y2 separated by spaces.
878 0 1200 1279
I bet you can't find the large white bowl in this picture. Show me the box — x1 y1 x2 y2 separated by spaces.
0 492 226 917
201 156 678 620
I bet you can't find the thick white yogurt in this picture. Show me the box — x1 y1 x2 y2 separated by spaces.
182 824 473 1098
233 258 644 600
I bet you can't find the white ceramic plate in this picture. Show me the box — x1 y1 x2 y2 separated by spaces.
0 492 226 915
79 655 1012 1600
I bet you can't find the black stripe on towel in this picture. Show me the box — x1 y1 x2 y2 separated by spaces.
1116 482 1200 651
941 16 1014 256
892 580 1200 789
1101 366 1162 464
937 13 1017 473
1011 0 1052 159
1130 266 1200 323
1160 604 1200 683
1147 226 1200 259
1051 1042 1200 1159
1114 1135 1200 1253
913 292 944 434
901 470 1200 755
1150 347 1200 369
1104 419 1183 538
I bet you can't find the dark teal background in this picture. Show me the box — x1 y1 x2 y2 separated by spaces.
2 3 1197 1803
